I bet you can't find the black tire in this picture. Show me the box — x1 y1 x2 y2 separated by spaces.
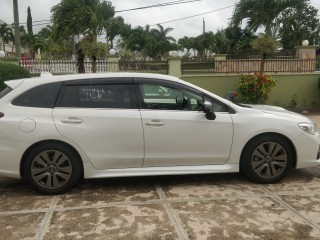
24 143 81 195
241 135 293 183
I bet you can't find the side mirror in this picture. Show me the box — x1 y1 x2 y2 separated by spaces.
203 101 216 120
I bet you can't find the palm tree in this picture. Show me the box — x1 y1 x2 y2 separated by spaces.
38 25 52 40
149 24 176 59
150 24 176 42
0 23 14 53
230 0 304 36
126 26 151 57
196 31 216 57
178 36 194 56
21 32 36 58
105 16 125 49
224 26 256 50
51 0 115 72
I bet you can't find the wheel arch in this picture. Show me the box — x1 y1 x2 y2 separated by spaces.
20 139 84 179
240 132 297 170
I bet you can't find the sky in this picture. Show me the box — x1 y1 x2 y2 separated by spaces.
0 0 320 40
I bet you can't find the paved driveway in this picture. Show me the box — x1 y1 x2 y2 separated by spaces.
1 114 320 240
1 168 320 240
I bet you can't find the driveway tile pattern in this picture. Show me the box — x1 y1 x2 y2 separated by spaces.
160 173 264 199
1 166 320 240
281 194 320 226
0 213 45 240
171 198 320 240
0 179 53 212
57 177 159 208
45 205 178 240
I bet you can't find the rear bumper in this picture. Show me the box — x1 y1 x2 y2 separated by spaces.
0 138 28 179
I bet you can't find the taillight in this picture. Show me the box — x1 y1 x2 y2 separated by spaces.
0 112 4 118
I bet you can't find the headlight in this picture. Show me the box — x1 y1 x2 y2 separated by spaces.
299 122 318 135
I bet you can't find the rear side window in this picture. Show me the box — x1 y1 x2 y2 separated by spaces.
0 87 12 99
12 82 61 108
59 84 132 109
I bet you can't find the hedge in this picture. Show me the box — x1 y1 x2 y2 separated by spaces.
0 62 31 90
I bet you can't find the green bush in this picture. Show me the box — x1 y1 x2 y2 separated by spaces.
0 62 31 90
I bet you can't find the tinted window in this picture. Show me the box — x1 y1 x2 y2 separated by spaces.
139 83 203 111
0 87 12 99
60 84 132 109
139 83 227 112
12 82 61 108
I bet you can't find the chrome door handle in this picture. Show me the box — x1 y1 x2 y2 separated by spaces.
61 118 83 124
145 121 165 126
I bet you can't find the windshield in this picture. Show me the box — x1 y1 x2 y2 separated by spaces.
0 87 13 99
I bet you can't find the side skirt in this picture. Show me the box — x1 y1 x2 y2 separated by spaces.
83 163 239 179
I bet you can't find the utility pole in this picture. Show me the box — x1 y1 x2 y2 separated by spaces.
203 18 206 34
13 0 21 58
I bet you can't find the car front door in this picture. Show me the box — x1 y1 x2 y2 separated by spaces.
52 78 144 170
135 78 234 167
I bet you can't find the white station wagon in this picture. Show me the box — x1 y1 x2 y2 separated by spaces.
0 73 319 194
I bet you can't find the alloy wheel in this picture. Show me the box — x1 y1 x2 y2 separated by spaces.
251 141 288 179
30 150 73 189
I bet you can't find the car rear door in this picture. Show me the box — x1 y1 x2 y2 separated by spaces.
52 78 144 170
134 78 234 167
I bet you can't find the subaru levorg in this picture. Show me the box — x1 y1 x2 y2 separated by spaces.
0 73 319 194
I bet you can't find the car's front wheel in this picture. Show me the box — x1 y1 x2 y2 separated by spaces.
241 135 293 183
24 143 81 194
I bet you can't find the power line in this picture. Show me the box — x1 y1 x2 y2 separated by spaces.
19 20 51 27
22 4 233 28
17 0 202 27
150 5 235 26
116 0 201 13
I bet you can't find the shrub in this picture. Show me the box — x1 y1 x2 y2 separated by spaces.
237 72 277 104
0 62 31 90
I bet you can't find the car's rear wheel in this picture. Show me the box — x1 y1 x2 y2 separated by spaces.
24 143 81 194
241 135 293 183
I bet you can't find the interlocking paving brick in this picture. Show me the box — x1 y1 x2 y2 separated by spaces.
160 173 263 199
171 197 320 240
0 178 53 212
44 205 178 239
57 177 160 208
0 213 44 240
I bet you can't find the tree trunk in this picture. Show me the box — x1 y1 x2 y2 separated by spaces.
77 49 85 73
110 38 114 49
91 35 98 73
71 35 76 58
91 56 97 73
260 52 267 74
13 0 21 58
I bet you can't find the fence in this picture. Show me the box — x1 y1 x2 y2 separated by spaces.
181 59 215 75
17 47 319 76
119 60 168 74
19 59 114 75
226 49 297 59
182 58 320 75
19 59 168 75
